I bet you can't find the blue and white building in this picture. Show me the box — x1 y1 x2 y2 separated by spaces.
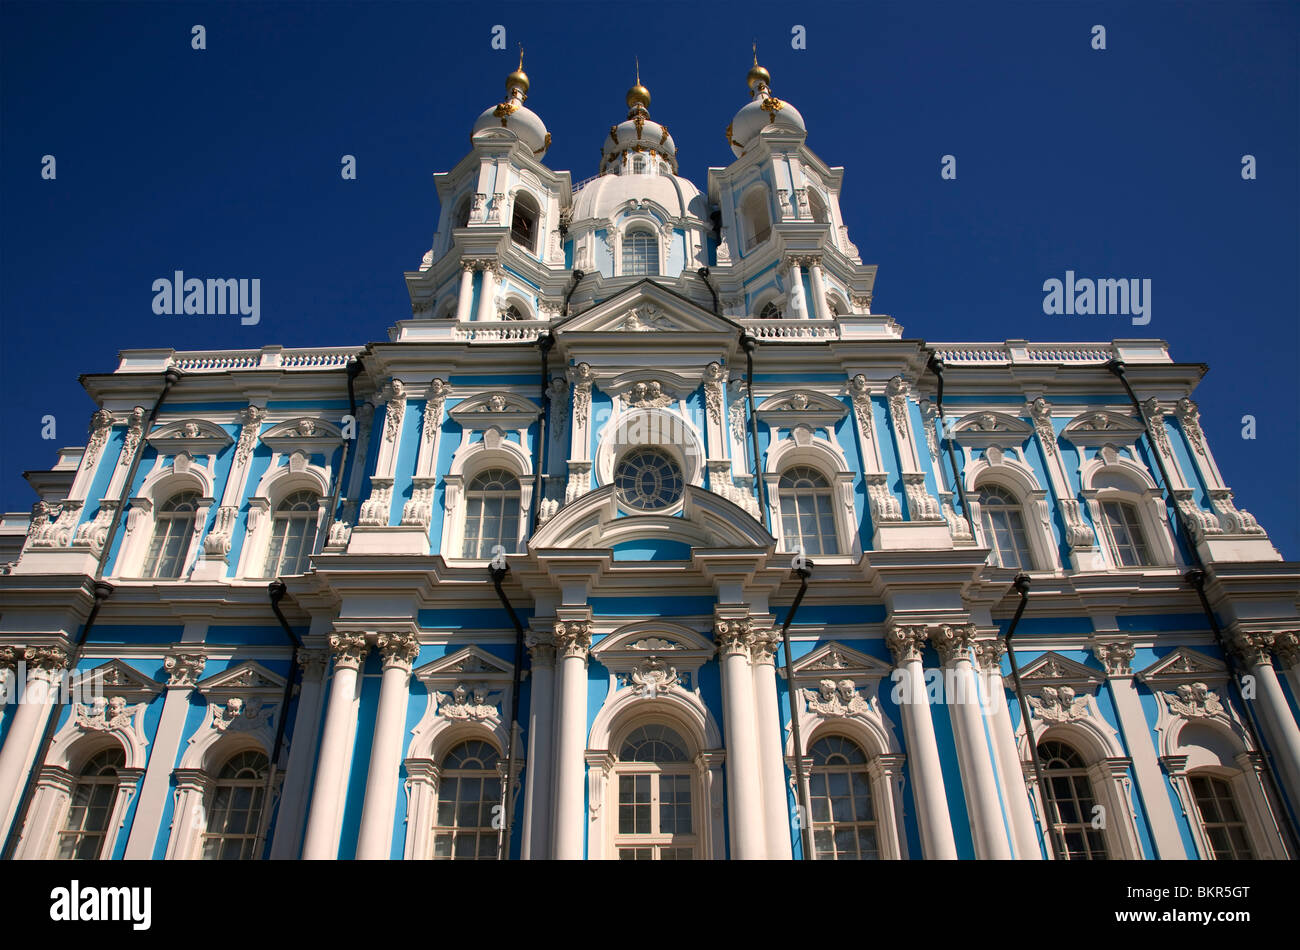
2 57 1298 861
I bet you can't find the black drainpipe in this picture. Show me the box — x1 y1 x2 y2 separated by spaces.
561 269 584 318
3 367 181 859
697 266 720 317
925 353 976 540
529 332 555 536
739 334 769 526
778 557 814 859
263 580 303 857
1001 573 1055 859
489 558 527 860
1106 359 1299 850
317 357 366 553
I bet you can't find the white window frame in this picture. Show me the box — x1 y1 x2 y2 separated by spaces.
739 185 772 252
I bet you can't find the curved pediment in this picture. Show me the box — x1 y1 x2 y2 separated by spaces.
529 484 774 553
448 391 538 429
146 418 233 456
951 411 1033 449
1060 411 1145 447
259 417 344 455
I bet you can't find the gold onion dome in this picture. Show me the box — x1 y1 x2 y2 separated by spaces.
506 46 529 96
627 58 650 110
470 48 550 159
746 42 771 95
726 46 806 158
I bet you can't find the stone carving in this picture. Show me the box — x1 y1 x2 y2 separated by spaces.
616 307 675 332
1093 640 1136 676
83 409 115 472
630 657 679 697
548 377 569 438
164 653 206 687
119 407 146 465
234 405 266 466
885 624 928 665
848 375 874 440
213 697 267 732
902 473 942 521
1175 397 1205 455
866 473 902 523
553 621 592 659
1208 489 1264 535
400 484 434 528
1164 682 1223 719
1029 685 1088 723
78 696 131 731
71 502 115 552
437 683 502 721
376 631 420 668
704 362 724 427
328 632 369 670
203 505 238 556
804 678 870 718
713 618 754 657
1141 398 1172 457
358 480 393 526
929 623 977 665
383 380 407 442
570 363 595 421
627 380 672 409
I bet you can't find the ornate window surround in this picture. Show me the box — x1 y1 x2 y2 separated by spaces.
402 646 520 860
738 182 773 253
1006 650 1144 859
15 659 158 859
781 641 907 859
164 660 286 860
441 420 535 562
586 622 725 860
236 440 335 579
114 455 215 581
1138 648 1290 859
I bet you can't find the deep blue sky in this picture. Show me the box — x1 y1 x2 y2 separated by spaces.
2 1 1296 557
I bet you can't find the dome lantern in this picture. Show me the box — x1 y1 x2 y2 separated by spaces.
726 47 806 158
470 47 551 160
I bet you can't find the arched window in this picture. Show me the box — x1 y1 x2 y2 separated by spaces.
622 228 659 276
55 748 125 859
503 304 524 321
263 490 319 577
510 192 540 253
779 466 838 556
462 469 521 558
201 750 269 860
453 195 472 229
808 189 830 224
614 448 683 512
614 724 696 859
1189 774 1254 859
741 188 772 251
978 484 1034 570
808 734 878 860
631 154 647 174
759 301 783 320
1038 739 1108 860
1100 499 1152 567
433 740 501 860
142 490 201 579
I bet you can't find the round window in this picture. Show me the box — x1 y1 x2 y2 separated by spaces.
614 449 684 511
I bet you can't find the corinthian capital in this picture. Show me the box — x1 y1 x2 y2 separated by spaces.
328 632 370 671
929 623 977 666
972 637 1007 674
1091 638 1135 677
749 628 781 665
1273 631 1300 671
885 623 929 665
24 646 70 679
552 621 591 660
713 618 754 658
1231 631 1275 669
375 631 420 670
0 645 18 672
164 652 207 688
526 631 556 667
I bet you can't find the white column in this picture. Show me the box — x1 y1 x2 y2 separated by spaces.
1093 640 1186 858
714 617 765 859
807 259 829 319
476 263 499 322
785 258 807 318
301 633 368 860
1234 632 1300 807
356 632 419 860
750 630 792 858
521 632 556 860
551 620 591 860
0 647 67 844
456 262 476 321
1277 633 1300 719
270 648 329 858
931 624 1012 859
974 639 1041 859
123 652 207 857
886 624 957 858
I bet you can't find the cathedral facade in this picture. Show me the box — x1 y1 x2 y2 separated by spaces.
1 57 1298 861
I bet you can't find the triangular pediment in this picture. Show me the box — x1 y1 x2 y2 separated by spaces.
69 659 162 701
196 660 287 697
1017 651 1102 686
414 645 514 682
555 281 740 337
1138 647 1227 686
790 642 893 679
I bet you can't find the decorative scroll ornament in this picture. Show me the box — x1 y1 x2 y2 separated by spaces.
1141 397 1172 457
1175 397 1205 455
570 363 595 421
553 621 592 659
728 380 747 445
358 480 393 526
119 407 146 465
713 618 754 657
548 377 569 438
1029 685 1088 723
328 632 370 670
164 653 207 687
885 376 911 442
616 307 675 332
212 697 268 733
866 473 902 523
919 399 940 462
383 380 407 442
804 678 870 718
848 374 874 439
929 623 977 665
84 409 115 471
704 362 724 427
627 380 673 409
885 624 928 664
1093 640 1136 676
1209 488 1264 535
203 505 238 556
630 657 680 698
235 405 266 465
1164 682 1223 719
902 473 942 521
376 631 420 668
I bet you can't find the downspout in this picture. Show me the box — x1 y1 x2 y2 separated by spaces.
1002 573 1055 859
2 367 181 860
925 353 976 540
740 334 769 527
262 580 303 858
1105 359 1299 850
697 266 720 317
561 269 585 318
317 357 366 553
778 556 814 859
489 556 527 860
528 332 555 536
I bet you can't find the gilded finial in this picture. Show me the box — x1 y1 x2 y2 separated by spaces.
506 42 529 98
747 42 771 97
627 55 651 111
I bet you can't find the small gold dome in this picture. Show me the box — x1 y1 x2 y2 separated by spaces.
626 82 651 110
746 63 771 93
506 46 529 97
